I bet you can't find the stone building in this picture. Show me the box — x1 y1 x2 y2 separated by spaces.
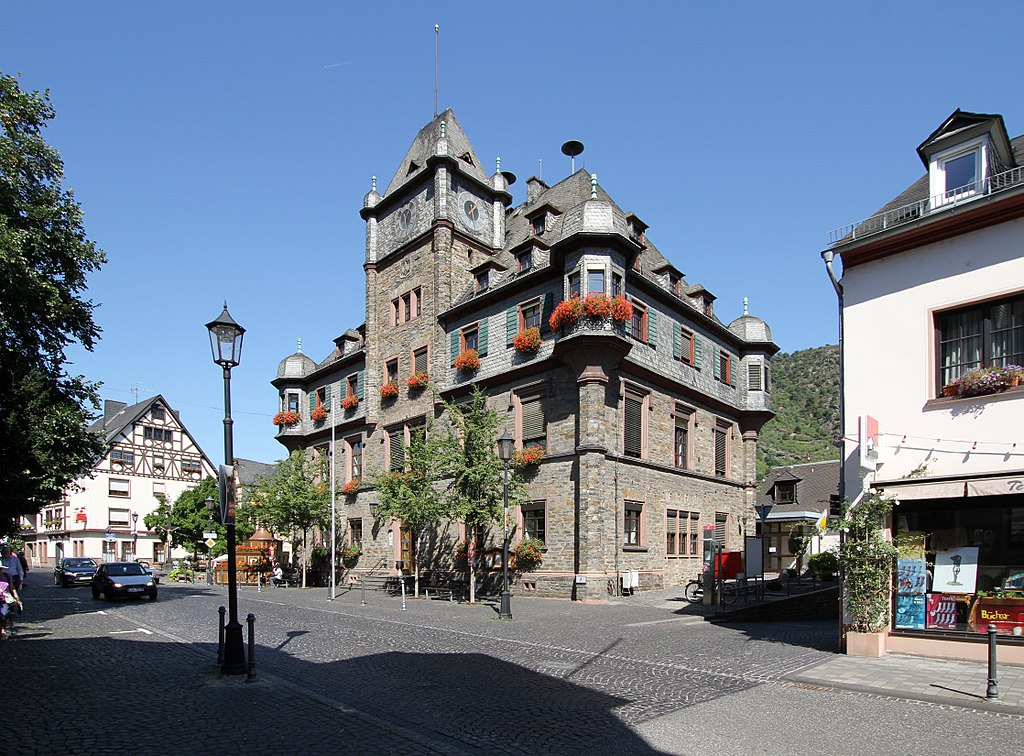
272 110 776 599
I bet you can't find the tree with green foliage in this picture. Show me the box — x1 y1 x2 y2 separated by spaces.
143 476 252 565
838 493 898 633
0 73 107 532
444 388 525 603
242 450 329 588
371 421 454 597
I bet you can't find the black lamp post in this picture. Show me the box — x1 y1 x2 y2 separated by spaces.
205 496 216 586
132 511 138 560
206 302 246 674
496 428 515 620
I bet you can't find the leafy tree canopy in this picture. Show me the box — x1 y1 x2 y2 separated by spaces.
144 476 249 559
0 72 106 527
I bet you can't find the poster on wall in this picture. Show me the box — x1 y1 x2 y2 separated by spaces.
895 594 926 629
932 547 979 594
897 558 928 594
926 593 958 630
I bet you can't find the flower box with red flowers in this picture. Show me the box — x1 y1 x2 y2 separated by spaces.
273 411 300 426
380 381 399 400
514 537 545 571
512 327 542 353
407 371 430 390
341 478 360 496
513 447 545 467
583 293 612 319
609 295 633 323
549 297 583 330
454 348 480 372
311 405 329 422
341 394 359 411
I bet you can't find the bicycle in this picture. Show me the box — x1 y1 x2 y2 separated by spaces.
683 576 737 605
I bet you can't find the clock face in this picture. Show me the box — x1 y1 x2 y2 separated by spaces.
395 201 415 239
457 190 486 232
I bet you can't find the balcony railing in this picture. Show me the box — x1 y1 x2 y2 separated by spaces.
827 165 1024 247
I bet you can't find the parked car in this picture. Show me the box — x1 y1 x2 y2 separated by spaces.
91 562 158 601
54 557 99 587
135 559 163 584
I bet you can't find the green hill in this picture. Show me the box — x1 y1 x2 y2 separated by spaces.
757 345 840 480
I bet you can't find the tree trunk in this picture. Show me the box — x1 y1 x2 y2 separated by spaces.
468 534 476 604
301 527 308 589
413 532 420 599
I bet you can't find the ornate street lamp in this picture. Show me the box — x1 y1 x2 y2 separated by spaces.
206 302 246 674
496 428 515 620
132 511 139 560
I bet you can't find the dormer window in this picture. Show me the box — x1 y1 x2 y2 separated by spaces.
532 215 546 236
475 270 489 292
516 249 533 274
929 137 987 205
774 482 796 504
669 274 681 297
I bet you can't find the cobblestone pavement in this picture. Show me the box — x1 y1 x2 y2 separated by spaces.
6 574 1023 755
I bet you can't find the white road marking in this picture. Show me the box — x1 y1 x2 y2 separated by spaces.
626 617 704 627
109 628 153 635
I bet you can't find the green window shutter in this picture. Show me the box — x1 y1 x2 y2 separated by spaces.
713 348 721 380
730 355 737 387
506 307 518 346
694 336 702 370
478 318 489 357
389 430 405 471
308 392 316 414
672 322 681 360
541 291 554 334
356 370 365 400
451 330 460 366
647 308 658 348
325 384 332 410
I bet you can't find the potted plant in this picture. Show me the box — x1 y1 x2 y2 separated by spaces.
341 543 361 568
549 297 583 330
512 327 542 354
407 371 430 390
380 381 399 400
954 364 1024 398
273 411 300 426
454 348 480 372
341 394 359 411
838 492 899 656
513 447 545 468
609 295 633 323
514 538 544 572
583 293 612 319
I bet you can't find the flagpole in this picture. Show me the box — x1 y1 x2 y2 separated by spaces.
330 399 336 600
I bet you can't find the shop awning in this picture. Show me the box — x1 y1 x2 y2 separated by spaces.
966 475 1024 497
873 480 966 500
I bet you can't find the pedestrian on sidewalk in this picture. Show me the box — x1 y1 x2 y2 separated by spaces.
0 545 24 593
0 578 21 639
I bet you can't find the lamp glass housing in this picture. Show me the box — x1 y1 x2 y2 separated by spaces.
497 429 515 462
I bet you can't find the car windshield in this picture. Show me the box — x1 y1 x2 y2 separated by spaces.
106 564 146 576
65 559 96 568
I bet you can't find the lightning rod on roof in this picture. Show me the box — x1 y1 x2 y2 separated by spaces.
434 24 439 118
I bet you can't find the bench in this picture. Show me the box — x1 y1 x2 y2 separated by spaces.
421 576 467 602
356 574 409 596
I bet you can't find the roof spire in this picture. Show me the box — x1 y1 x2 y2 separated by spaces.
371 176 376 192
297 338 303 355
743 297 749 316
440 120 446 139
496 156 501 172
590 173 598 200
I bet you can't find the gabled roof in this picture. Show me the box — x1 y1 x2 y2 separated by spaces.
757 460 839 518
234 458 278 486
916 109 1012 167
384 108 488 198
90 395 214 468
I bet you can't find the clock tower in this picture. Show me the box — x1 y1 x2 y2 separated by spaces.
359 109 511 427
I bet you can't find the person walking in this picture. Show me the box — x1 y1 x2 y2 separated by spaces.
0 545 24 593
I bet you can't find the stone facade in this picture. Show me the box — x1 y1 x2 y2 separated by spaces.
272 109 777 599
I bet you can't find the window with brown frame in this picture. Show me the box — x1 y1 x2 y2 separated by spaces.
623 389 646 459
385 358 399 385
348 436 363 481
516 249 533 274
413 345 428 374
674 408 692 469
666 509 699 556
624 501 644 547
461 324 479 352
713 420 730 477
522 501 546 544
630 301 648 341
346 374 358 398
348 518 363 545
517 390 546 450
676 326 694 365
519 299 541 331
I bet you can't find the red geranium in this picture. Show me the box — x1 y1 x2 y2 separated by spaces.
583 294 612 319
454 349 480 372
380 381 399 399
311 405 328 421
512 327 542 353
407 371 430 390
341 479 360 495
549 297 583 329
272 411 300 426
513 447 545 467
341 394 359 411
609 295 633 323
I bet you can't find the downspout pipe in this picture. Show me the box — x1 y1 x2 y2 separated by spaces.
821 248 846 653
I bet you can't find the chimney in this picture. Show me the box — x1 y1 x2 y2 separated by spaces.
526 177 549 204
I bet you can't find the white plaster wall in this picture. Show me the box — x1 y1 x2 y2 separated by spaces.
841 216 1024 495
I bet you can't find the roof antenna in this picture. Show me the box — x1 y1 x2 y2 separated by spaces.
538 158 542 180
433 24 439 118
561 140 585 174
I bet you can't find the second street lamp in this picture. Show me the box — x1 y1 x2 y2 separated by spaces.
206 302 246 675
497 428 515 620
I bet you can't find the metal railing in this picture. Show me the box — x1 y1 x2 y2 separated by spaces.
827 165 1024 247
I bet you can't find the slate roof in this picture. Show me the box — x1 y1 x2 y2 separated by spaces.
384 108 488 198
234 458 278 485
89 395 213 468
758 460 839 519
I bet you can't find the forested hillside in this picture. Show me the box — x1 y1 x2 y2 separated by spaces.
756 345 840 481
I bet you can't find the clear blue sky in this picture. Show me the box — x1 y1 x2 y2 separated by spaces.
6 2 1024 466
